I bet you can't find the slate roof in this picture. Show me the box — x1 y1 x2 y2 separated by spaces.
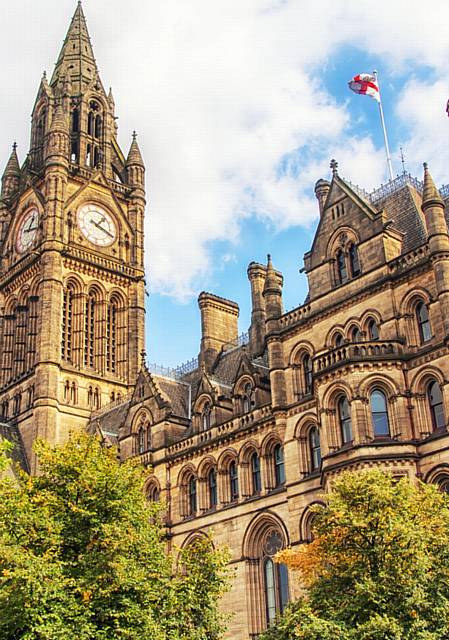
375 184 427 253
153 375 190 418
87 400 130 444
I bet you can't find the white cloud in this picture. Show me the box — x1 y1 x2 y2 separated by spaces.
1 0 448 300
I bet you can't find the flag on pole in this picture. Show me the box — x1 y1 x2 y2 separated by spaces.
348 73 380 102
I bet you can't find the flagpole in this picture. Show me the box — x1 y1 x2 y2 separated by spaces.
373 70 394 181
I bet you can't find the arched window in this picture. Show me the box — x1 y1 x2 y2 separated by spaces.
334 332 344 347
201 402 211 431
338 395 352 444
336 249 348 284
427 380 445 430
94 388 100 410
368 319 379 340
309 427 321 471
416 301 432 343
106 298 118 373
208 468 217 509
229 461 239 502
61 284 74 362
351 326 362 343
273 444 285 487
348 243 360 277
138 427 145 454
188 475 197 515
242 382 254 413
147 483 160 503
95 114 102 139
370 389 390 436
303 354 313 395
262 529 289 626
250 451 261 495
70 382 76 405
71 108 79 133
84 291 97 368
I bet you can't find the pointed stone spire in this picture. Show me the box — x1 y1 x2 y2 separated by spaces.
263 254 280 294
50 2 99 93
3 143 20 179
49 102 68 133
126 132 145 167
107 87 115 109
422 162 444 212
1 143 21 198
263 254 283 320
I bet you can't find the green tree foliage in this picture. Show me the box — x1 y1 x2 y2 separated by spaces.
0 433 230 640
261 469 449 640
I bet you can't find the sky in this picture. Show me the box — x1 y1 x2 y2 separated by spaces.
1 0 448 368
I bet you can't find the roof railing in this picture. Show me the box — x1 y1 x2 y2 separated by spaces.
345 173 448 206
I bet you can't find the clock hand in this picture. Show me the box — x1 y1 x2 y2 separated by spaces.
23 225 38 234
90 218 114 239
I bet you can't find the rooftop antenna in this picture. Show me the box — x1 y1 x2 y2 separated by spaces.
399 147 407 175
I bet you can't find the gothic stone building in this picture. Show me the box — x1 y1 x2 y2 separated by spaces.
2 4 449 640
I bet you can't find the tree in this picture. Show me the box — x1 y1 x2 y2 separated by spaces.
0 433 230 640
261 469 449 640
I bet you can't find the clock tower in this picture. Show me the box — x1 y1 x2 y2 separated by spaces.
0 3 146 472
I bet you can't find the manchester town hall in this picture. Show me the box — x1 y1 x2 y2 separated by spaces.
1 4 449 639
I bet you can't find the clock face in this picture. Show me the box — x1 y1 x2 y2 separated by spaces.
77 204 117 247
16 207 39 254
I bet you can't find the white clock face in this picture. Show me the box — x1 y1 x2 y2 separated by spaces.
16 207 39 254
77 204 117 247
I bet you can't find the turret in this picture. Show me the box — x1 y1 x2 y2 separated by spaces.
198 292 239 372
126 132 145 188
247 261 267 357
421 163 449 338
263 254 283 322
45 102 69 166
1 143 21 198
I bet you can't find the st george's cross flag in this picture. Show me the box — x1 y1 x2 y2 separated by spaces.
348 73 380 102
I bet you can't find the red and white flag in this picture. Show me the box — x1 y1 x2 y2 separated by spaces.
348 73 380 102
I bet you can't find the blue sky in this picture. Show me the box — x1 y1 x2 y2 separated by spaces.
1 1 448 368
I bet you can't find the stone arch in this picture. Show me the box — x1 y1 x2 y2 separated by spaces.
424 464 449 490
325 325 345 348
242 512 290 635
411 367 447 436
289 342 314 399
144 475 161 503
299 501 325 543
295 414 322 475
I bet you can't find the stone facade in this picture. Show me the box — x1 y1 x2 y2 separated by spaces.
2 5 449 639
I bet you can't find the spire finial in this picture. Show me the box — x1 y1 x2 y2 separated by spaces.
330 159 338 176
422 162 444 212
267 253 272 267
132 130 137 141
12 142 17 152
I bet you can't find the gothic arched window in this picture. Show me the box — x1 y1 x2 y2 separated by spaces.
147 483 160 503
262 529 289 626
138 426 145 454
242 382 254 414
62 284 74 362
188 475 197 516
201 402 211 431
106 298 118 374
84 290 97 369
370 389 390 436
348 243 360 277
335 332 344 347
309 427 321 471
250 451 261 495
336 249 348 284
273 444 285 487
303 354 313 395
427 380 445 430
229 461 239 502
338 395 352 444
368 319 379 340
208 468 218 509
416 301 432 343
351 326 362 343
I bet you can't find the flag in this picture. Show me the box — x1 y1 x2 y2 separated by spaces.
348 73 380 102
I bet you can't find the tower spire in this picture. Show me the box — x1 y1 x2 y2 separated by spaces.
50 2 99 93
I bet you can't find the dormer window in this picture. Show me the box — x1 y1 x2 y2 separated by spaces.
242 382 254 414
201 402 211 431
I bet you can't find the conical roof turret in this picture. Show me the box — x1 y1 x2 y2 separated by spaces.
126 132 145 167
422 162 444 212
263 254 281 295
49 102 68 132
2 143 20 179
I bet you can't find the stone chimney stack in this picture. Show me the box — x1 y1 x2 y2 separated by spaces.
247 262 267 357
198 292 239 372
314 178 330 216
